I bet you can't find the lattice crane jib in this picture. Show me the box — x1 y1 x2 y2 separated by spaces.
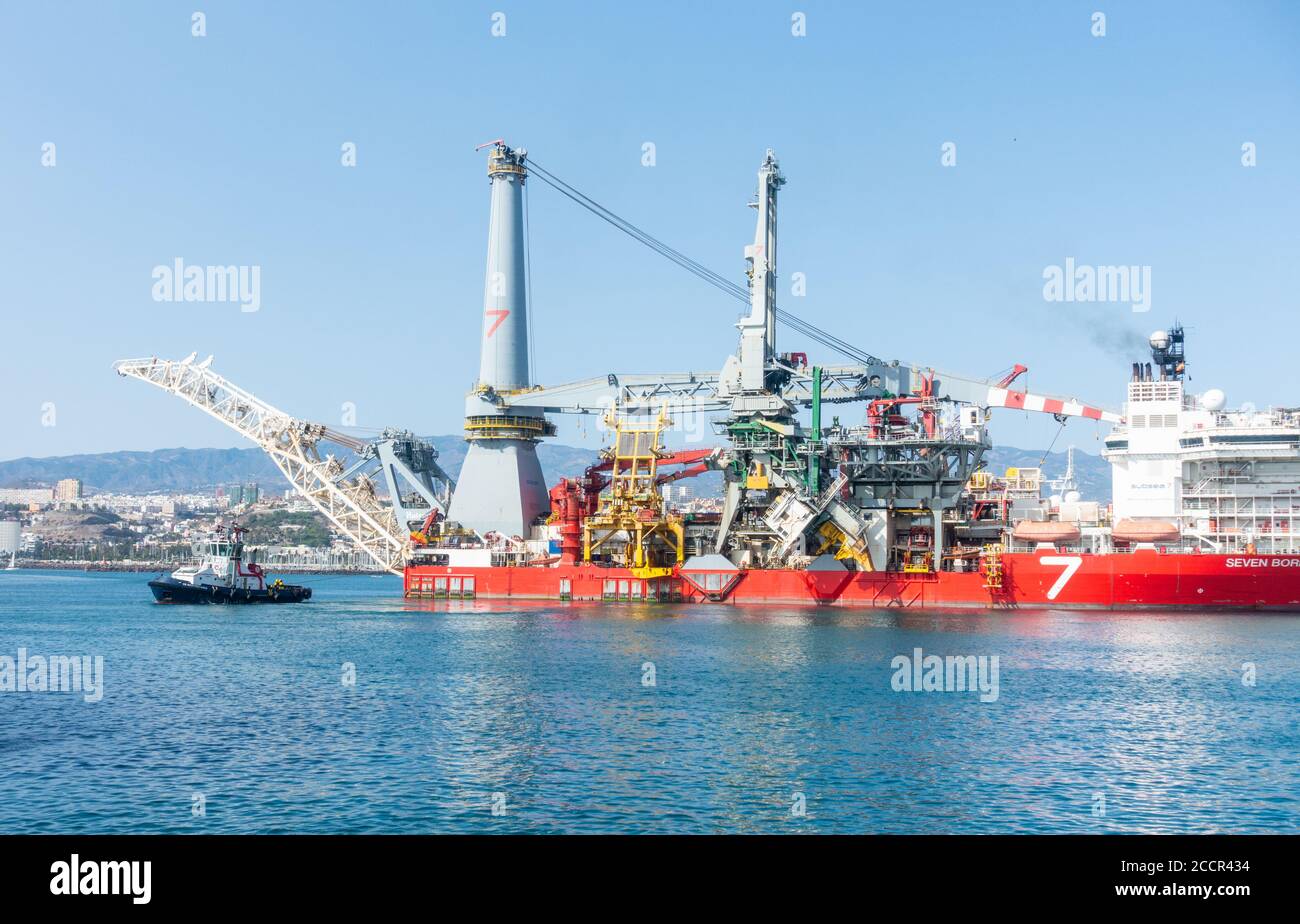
113 356 413 575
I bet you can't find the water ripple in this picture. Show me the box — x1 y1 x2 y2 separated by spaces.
0 570 1296 833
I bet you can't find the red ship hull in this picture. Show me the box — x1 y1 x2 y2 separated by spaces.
405 550 1300 610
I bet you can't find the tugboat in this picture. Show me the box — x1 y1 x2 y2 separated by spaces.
148 525 311 604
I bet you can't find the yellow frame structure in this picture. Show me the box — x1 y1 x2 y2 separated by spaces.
582 407 685 578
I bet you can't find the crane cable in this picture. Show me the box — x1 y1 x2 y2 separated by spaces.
1037 419 1067 467
525 158 884 368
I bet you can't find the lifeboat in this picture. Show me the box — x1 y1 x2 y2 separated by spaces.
1011 521 1081 543
1112 519 1181 543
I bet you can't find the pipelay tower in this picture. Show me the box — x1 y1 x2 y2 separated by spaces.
446 143 554 537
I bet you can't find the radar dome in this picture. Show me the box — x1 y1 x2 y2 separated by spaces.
1149 330 1169 350
1064 490 1082 504
1201 388 1226 411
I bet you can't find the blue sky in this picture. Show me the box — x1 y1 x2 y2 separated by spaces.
2 1 1298 461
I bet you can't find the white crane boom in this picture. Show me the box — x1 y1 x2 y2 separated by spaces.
113 356 410 574
497 362 1122 423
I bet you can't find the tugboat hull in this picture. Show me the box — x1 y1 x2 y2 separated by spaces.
148 577 312 605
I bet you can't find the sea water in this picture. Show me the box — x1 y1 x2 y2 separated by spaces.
0 570 1296 833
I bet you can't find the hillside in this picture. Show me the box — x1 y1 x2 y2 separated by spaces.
0 447 284 494
983 446 1111 503
0 439 600 496
0 440 1112 502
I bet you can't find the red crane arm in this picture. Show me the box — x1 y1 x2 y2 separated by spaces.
995 364 1029 388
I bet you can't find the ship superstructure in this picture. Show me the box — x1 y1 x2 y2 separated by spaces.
1103 326 1300 554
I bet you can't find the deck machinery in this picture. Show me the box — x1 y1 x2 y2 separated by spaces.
139 143 1273 607
407 143 1117 578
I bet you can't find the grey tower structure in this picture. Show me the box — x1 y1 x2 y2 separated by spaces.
447 143 553 538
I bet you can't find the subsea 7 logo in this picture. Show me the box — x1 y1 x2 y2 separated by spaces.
1040 555 1083 600
485 308 510 337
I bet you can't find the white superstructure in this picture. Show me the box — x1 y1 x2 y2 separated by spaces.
168 530 265 591
1103 328 1300 553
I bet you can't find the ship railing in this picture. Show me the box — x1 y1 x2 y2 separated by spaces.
1002 541 1202 556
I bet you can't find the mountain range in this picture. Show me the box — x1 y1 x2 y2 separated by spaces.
0 440 1110 501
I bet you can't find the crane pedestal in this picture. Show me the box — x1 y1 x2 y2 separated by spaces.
448 436 549 539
